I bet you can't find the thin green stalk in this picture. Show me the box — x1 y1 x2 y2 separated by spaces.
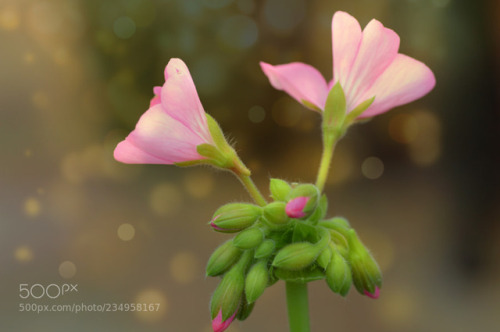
315 131 338 193
286 282 310 332
237 174 267 207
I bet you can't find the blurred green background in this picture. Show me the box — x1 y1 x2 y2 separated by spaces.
1 0 499 331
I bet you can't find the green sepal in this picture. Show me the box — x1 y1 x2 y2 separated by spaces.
343 96 375 126
307 194 328 224
301 99 322 112
263 201 289 225
269 178 292 202
233 227 264 250
196 143 231 168
236 296 255 321
273 265 325 282
206 239 242 277
323 82 346 131
245 260 269 303
206 113 231 152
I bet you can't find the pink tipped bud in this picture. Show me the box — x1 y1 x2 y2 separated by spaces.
285 196 310 218
212 309 236 332
363 286 380 299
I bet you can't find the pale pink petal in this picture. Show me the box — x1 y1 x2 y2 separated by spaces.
357 54 436 118
149 87 163 107
161 58 213 143
212 310 236 332
260 61 329 111
114 104 207 164
343 19 400 111
331 11 362 85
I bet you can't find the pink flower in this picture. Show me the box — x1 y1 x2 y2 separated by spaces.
260 11 436 119
212 309 237 332
285 196 310 218
114 58 215 164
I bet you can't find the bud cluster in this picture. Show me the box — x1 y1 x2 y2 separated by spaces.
207 179 382 330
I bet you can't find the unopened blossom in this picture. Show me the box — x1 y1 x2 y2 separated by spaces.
212 309 237 332
261 11 436 119
285 196 310 218
114 58 216 164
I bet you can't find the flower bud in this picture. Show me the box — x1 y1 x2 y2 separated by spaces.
233 227 264 250
269 178 292 201
212 309 237 332
325 249 352 297
272 242 321 271
346 229 382 298
210 252 252 322
206 239 242 277
263 201 289 225
245 260 269 303
210 203 262 233
316 247 332 270
286 184 320 219
285 196 311 218
255 239 275 259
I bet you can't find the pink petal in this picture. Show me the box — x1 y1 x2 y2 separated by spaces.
113 104 207 164
364 286 380 299
212 310 236 332
149 86 162 107
260 61 329 111
161 58 213 143
285 196 310 218
342 18 400 111
331 11 362 86
357 54 436 118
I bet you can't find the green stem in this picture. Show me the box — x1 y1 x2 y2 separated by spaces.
237 174 267 207
286 282 310 332
315 131 338 193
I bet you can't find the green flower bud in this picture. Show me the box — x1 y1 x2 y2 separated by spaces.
210 203 262 233
206 239 242 277
255 239 275 259
269 178 292 201
286 184 320 219
272 242 321 271
245 260 269 303
317 247 332 270
325 248 352 297
233 227 264 250
210 252 252 320
346 229 382 298
263 201 289 225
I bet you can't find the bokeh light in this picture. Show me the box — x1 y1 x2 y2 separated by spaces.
117 223 136 241
149 183 183 217
134 289 168 323
169 251 199 284
58 261 77 279
361 156 384 180
14 246 34 263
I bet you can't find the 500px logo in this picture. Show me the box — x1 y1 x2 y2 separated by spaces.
19 284 78 299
